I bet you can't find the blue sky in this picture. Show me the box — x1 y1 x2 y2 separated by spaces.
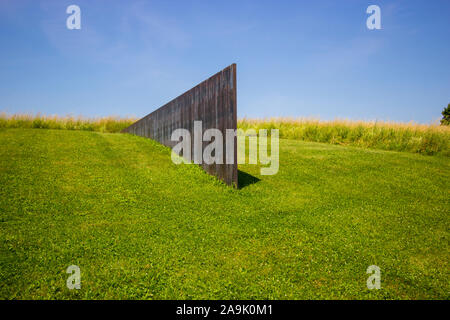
0 0 449 123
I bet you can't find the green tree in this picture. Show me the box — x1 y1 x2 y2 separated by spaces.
441 103 450 125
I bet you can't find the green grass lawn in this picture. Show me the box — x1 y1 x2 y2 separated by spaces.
0 128 448 299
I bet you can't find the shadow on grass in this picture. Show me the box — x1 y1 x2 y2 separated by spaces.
238 170 260 189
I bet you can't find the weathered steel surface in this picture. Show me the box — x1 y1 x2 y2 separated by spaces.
122 64 238 187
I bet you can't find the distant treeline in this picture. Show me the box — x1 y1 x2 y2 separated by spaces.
1 113 448 156
239 118 450 156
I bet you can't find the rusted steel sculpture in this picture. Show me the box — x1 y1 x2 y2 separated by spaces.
122 64 238 187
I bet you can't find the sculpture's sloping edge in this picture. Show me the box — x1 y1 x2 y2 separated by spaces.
122 64 238 187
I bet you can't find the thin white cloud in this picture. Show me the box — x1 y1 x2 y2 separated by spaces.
306 36 385 76
123 1 191 50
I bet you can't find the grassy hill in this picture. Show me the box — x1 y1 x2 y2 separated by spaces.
0 128 448 299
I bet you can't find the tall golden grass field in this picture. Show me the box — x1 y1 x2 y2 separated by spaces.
1 113 448 156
